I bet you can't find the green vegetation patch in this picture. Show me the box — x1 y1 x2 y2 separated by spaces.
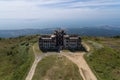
62 49 70 52
0 35 38 80
32 55 82 80
33 43 42 54
85 46 120 80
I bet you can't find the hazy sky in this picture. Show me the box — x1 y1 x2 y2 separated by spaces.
0 0 120 29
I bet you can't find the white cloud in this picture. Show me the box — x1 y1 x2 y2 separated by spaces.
0 0 120 20
67 0 120 8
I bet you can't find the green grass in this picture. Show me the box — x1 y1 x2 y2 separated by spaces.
33 43 42 54
1 35 119 80
62 49 70 52
85 38 120 80
0 35 38 80
9 45 34 80
32 55 83 80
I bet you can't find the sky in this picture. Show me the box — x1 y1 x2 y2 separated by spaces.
0 0 120 29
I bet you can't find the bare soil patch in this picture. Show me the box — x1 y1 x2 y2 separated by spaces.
62 52 97 80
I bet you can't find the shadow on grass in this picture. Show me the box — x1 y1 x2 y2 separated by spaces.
40 48 59 53
68 45 87 52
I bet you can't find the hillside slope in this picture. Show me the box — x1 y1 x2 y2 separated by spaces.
0 35 38 80
85 37 120 80
0 27 120 38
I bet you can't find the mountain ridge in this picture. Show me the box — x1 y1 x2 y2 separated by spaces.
0 27 120 38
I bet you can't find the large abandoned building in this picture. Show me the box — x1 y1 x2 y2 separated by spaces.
39 29 82 51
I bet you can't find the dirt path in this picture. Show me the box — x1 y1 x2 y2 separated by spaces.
61 52 97 80
25 46 60 80
82 42 90 52
61 42 97 80
26 42 97 80
25 46 42 80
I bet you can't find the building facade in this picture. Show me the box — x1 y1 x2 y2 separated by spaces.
39 29 82 51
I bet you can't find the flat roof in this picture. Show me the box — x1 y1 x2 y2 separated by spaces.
42 38 52 39
70 37 79 39
64 35 69 37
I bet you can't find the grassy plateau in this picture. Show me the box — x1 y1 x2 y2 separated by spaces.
0 35 120 80
32 55 83 80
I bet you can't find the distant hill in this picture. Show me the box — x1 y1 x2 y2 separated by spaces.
0 26 120 38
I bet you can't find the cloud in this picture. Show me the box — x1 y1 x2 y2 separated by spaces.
1 0 120 9
68 0 120 8
31 0 120 9
0 0 120 20
0 0 120 29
